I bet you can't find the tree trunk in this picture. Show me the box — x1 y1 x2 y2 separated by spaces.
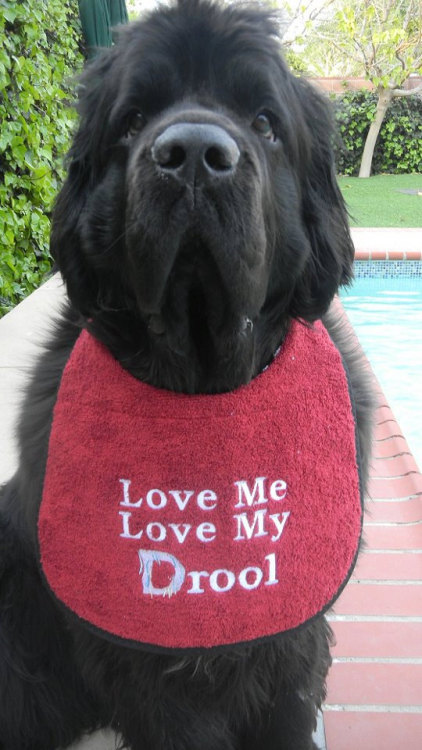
358 87 394 178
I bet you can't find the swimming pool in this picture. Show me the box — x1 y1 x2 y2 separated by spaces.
341 262 422 467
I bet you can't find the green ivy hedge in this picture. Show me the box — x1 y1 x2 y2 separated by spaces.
333 90 422 176
0 0 83 315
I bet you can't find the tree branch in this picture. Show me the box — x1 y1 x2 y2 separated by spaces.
382 0 396 26
392 83 422 97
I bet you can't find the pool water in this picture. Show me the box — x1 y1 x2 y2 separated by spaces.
341 277 422 467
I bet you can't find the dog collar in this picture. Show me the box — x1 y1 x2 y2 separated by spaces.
38 321 362 652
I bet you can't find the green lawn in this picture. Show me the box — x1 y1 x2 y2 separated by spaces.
337 174 422 227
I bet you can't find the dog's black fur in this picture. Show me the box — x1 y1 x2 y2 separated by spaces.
0 2 373 748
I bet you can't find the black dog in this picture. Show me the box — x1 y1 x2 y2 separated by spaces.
0 2 373 749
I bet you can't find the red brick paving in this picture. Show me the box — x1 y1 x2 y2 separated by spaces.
324 302 422 748
325 713 422 750
353 552 422 581
334 584 422 617
364 500 422 524
327 662 422 705
331 621 422 659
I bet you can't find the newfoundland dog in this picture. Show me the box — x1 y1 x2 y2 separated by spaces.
0 1 373 749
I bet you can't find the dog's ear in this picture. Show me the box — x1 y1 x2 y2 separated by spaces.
288 79 355 321
50 50 117 316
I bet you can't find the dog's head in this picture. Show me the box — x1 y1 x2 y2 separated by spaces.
51 0 354 392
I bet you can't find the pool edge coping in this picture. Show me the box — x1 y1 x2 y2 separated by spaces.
354 250 422 261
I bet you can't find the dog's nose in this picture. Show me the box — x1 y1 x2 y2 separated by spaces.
151 123 240 184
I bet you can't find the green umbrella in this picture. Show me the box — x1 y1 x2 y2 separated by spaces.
78 0 129 57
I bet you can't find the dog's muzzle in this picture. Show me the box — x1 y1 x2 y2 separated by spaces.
151 123 240 186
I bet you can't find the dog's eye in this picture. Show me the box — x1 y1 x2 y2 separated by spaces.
124 111 145 138
252 112 276 141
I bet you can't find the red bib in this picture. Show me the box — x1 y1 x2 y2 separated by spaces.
39 321 362 652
